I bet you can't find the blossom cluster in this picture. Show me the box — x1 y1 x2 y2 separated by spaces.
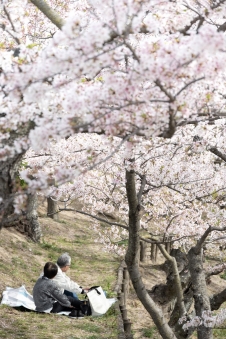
1 0 226 163
2 1 226 256
19 125 226 256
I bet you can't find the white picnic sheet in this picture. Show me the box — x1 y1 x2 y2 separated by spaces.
0 285 116 316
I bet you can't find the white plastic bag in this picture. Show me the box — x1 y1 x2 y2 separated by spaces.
87 286 112 316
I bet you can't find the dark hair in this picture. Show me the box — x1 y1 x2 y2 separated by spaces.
43 262 58 279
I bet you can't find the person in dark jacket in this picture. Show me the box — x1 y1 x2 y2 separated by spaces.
33 262 84 318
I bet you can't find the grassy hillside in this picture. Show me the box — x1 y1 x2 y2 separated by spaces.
1 201 226 339
0 203 119 339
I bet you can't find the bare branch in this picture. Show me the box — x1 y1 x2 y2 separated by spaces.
209 146 226 163
140 234 196 245
155 79 175 102
3 6 20 44
217 20 226 32
73 209 129 231
206 263 226 278
0 26 20 45
164 215 179 235
175 77 205 98
84 133 135 172
178 15 203 35
29 0 65 29
195 226 226 253
211 0 226 10
210 288 226 310
47 206 128 230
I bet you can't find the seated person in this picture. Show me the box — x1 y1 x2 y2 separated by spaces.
33 262 84 317
53 252 89 299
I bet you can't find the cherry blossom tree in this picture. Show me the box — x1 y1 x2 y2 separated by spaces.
23 127 226 339
77 128 226 339
1 0 226 225
1 0 226 337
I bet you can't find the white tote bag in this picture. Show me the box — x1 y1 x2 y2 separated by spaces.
87 286 110 316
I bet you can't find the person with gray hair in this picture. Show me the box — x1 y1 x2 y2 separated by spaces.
52 252 89 299
33 262 85 318
57 252 71 267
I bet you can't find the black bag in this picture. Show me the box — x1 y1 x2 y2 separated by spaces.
80 299 92 316
88 285 100 290
88 286 101 293
81 286 101 316
82 285 106 316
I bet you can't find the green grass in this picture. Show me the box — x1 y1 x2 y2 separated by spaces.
12 257 28 269
117 239 128 246
220 272 226 280
32 250 42 255
0 206 118 339
0 261 10 273
40 241 59 251
143 327 154 338
76 322 102 333
57 219 67 224
213 328 226 338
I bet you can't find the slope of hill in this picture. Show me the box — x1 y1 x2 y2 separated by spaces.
1 201 226 339
0 202 119 339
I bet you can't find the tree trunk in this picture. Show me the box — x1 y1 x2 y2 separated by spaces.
0 153 41 242
26 193 42 242
165 236 172 253
188 247 213 339
125 170 177 339
140 240 148 263
151 243 158 262
155 243 158 262
47 196 59 220
47 179 59 221
0 154 24 227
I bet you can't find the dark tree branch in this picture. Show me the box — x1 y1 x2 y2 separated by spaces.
57 208 129 230
209 147 226 163
211 0 226 10
175 77 205 98
164 215 179 235
3 6 20 44
195 226 226 254
154 79 174 102
48 205 129 228
178 15 203 35
206 263 226 278
140 234 196 245
29 0 65 29
210 288 226 310
217 22 226 32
